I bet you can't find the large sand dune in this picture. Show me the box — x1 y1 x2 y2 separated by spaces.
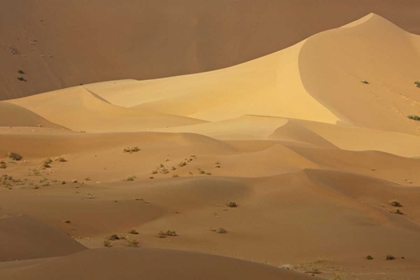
2 12 420 280
2 1 420 99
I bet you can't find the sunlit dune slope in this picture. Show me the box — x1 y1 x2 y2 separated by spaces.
299 14 420 135
6 86 206 132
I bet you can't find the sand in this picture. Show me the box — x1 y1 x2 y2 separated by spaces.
2 0 420 99
1 11 420 280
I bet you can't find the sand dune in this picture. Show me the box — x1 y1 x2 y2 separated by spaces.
0 102 65 129
2 12 420 280
2 0 420 99
6 86 206 132
0 248 313 280
0 212 85 262
300 14 420 135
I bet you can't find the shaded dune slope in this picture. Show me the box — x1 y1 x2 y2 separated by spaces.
0 212 86 262
0 102 65 129
0 248 313 280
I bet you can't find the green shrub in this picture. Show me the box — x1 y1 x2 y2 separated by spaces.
414 81 420 88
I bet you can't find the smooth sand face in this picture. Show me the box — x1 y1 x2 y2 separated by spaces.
1 13 420 280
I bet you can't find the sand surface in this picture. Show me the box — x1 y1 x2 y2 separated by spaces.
1 12 420 280
2 0 420 99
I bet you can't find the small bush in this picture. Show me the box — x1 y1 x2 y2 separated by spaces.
55 157 67 162
408 115 420 121
226 201 238 208
385 255 395 260
0 161 6 169
390 208 403 215
366 255 373 260
389 200 402 207
18 70 25 74
211 228 227 234
103 240 112 247
127 239 139 247
42 158 53 168
414 81 420 88
7 152 22 161
129 229 139 235
123 147 140 153
158 230 177 238
178 161 187 167
125 176 136 182
361 80 369 84
17 76 26 82
106 234 120 241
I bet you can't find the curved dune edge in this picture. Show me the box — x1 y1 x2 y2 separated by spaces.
6 86 207 132
0 248 313 280
0 102 67 129
0 212 86 262
298 13 420 135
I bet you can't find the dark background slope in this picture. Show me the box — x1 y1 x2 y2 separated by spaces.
1 0 420 100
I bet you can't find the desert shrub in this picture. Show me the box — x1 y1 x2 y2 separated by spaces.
129 229 139 235
123 147 140 153
0 161 6 169
125 176 136 182
172 174 179 178
390 208 403 215
18 69 25 74
178 161 187 167
389 200 402 207
17 76 26 82
211 228 227 234
361 80 369 84
42 158 53 168
158 230 177 238
7 152 22 161
385 255 395 260
226 201 238 208
106 234 120 241
127 239 139 247
103 240 112 247
408 115 420 121
414 81 420 88
55 157 67 162
366 255 373 260
199 170 205 174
